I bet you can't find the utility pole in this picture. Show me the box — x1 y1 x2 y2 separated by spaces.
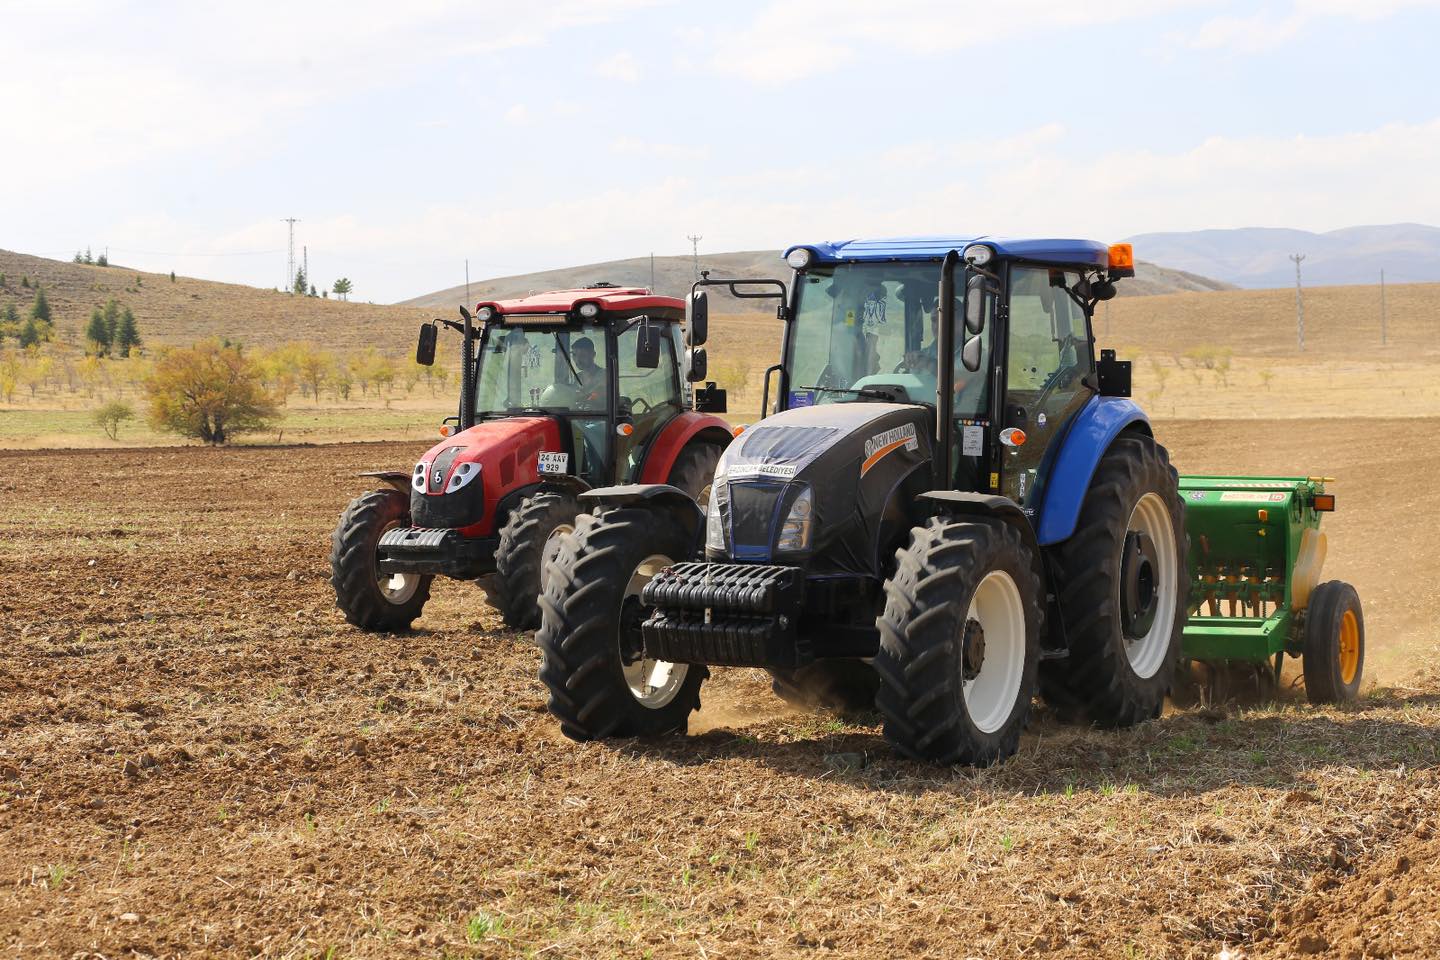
686 234 703 281
1105 301 1111 339
303 245 308 293
1380 268 1388 346
282 218 299 293
1289 253 1306 351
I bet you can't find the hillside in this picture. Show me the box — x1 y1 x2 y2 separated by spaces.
0 249 429 355
1127 223 1440 288
401 250 1233 310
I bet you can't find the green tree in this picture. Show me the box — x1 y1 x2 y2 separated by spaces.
94 400 135 441
332 277 352 301
103 298 122 345
0 302 16 342
145 341 278 445
96 252 108 267
19 318 43 348
116 307 141 357
292 266 307 295
20 276 30 289
170 271 176 283
30 286 51 324
86 308 111 356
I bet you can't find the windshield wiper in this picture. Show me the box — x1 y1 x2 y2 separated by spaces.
802 385 893 400
552 335 581 381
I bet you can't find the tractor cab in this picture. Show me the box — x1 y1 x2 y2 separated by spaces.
457 285 725 488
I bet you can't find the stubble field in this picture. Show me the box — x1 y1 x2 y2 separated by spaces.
2 419 1438 959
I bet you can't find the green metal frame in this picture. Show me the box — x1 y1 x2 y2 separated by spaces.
1178 475 1331 662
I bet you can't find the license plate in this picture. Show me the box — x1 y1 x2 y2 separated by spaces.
538 452 569 475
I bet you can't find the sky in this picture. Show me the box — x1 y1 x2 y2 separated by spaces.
3 0 1439 302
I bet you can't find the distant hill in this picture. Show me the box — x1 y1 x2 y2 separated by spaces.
401 250 1232 310
1126 223 1440 288
0 249 428 354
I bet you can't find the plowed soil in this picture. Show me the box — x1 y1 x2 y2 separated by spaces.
3 420 1438 959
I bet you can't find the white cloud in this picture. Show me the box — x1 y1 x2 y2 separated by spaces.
596 51 642 82
1188 0 1440 52
504 104 532 125
610 137 709 161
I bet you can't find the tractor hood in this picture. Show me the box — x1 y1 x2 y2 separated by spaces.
411 416 562 535
711 402 933 576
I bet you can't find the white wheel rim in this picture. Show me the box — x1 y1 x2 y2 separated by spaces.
377 520 420 604
538 522 574 592
963 569 1027 735
621 553 688 708
1124 492 1179 679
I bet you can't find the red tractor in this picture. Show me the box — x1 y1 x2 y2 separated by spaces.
330 284 732 631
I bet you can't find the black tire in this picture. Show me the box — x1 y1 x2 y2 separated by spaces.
1039 432 1188 728
666 442 723 503
329 489 432 631
768 661 879 716
874 518 1043 766
490 491 581 629
1302 580 1364 704
536 507 706 740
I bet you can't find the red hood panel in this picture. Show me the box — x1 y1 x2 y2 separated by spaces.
415 417 563 536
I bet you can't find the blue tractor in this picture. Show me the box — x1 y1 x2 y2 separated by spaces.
535 236 1186 765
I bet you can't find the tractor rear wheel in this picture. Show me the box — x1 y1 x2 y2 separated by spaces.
536 506 705 740
491 490 581 629
666 442 723 503
768 661 879 716
1040 433 1187 727
330 489 432 632
1302 580 1364 704
875 518 1042 766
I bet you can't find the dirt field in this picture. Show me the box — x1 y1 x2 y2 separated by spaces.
3 420 1438 959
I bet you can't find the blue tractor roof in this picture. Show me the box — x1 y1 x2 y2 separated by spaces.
785 235 1111 268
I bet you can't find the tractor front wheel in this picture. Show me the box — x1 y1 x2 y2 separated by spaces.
536 507 705 740
1040 433 1187 727
330 489 432 632
875 518 1042 766
1302 580 1364 704
490 490 581 629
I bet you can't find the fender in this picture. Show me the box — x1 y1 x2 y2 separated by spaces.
637 411 733 485
580 483 707 551
918 491 1041 560
1035 395 1152 546
358 470 411 494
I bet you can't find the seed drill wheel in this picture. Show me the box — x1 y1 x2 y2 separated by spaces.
490 490 581 629
536 507 706 740
874 518 1042 766
330 489 432 631
1039 433 1188 727
1302 581 1364 704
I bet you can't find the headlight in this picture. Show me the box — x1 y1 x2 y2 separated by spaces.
705 477 726 552
475 305 494 321
775 485 813 552
963 244 994 266
577 302 601 318
445 460 480 494
785 247 813 270
412 461 428 493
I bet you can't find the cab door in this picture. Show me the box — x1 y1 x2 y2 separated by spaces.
997 265 1094 509
615 323 683 482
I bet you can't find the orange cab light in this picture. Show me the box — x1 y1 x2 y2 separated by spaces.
616 422 635 437
732 424 747 437
1108 243 1135 273
1000 427 1026 447
1313 494 1336 512
439 425 455 437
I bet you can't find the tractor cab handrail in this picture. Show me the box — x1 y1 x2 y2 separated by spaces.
689 275 791 320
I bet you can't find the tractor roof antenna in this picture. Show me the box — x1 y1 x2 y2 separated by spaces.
687 234 703 281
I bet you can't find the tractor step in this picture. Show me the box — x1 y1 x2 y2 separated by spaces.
377 526 497 579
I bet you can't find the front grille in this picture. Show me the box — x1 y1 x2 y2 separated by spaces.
727 480 783 553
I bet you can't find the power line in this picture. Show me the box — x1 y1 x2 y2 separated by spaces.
282 217 299 295
686 234 703 281
1289 253 1306 351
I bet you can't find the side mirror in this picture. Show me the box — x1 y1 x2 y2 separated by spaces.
687 346 708 382
961 334 983 372
694 381 727 414
416 323 437 366
689 290 709 346
634 319 661 369
964 275 989 334
1091 279 1118 302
